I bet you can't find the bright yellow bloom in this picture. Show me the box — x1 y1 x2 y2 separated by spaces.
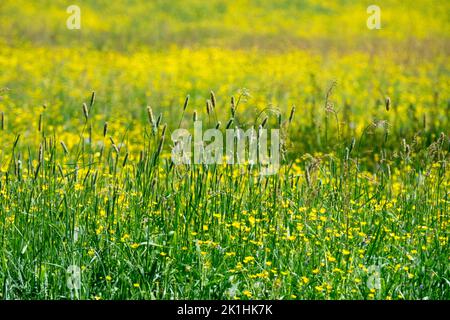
243 256 255 264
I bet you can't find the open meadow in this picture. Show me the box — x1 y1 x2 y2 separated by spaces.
0 1 449 300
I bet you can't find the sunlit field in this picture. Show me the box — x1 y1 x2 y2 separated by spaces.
0 1 449 300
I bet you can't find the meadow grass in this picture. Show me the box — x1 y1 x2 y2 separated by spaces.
0 90 448 299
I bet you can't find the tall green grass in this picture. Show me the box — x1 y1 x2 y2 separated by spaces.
0 92 448 299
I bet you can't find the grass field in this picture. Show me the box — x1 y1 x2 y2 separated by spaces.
0 1 449 300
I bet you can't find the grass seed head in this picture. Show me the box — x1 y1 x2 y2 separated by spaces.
82 103 89 122
183 95 190 111
103 122 108 137
161 123 167 138
156 113 162 127
210 91 216 108
38 143 43 162
90 91 96 108
289 105 295 123
385 96 391 111
122 152 129 167
231 96 236 117
206 100 211 115
147 106 155 125
38 114 43 132
261 117 268 128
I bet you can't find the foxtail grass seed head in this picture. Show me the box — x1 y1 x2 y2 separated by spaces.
103 122 108 137
156 113 162 128
215 121 221 129
161 123 167 138
193 110 197 122
206 100 211 115
231 96 236 117
261 117 268 128
289 105 295 123
183 95 190 111
385 96 391 111
226 118 233 129
82 103 89 122
34 162 41 180
60 141 69 154
38 114 43 132
1 111 4 130
122 152 129 167
39 143 43 162
147 106 155 125
90 91 96 108
210 91 216 108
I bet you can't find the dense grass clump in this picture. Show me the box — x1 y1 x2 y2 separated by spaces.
0 91 448 299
